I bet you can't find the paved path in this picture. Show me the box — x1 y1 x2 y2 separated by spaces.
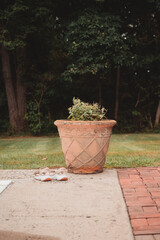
118 167 160 240
0 169 133 240
1 168 160 240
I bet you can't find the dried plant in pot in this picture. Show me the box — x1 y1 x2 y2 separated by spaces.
54 98 116 174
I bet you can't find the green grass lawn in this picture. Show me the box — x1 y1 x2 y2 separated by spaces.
0 134 159 169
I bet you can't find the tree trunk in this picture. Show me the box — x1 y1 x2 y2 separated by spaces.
1 45 21 133
16 78 26 127
16 57 27 130
155 99 160 127
114 66 120 120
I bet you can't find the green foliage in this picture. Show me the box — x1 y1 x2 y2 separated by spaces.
25 101 56 135
25 101 42 135
63 9 130 81
0 0 55 50
132 111 141 117
0 0 160 135
0 119 9 133
68 97 107 121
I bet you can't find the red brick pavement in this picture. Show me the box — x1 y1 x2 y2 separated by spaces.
117 167 160 239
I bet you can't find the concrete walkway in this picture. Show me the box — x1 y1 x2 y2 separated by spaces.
0 169 134 240
2 168 160 240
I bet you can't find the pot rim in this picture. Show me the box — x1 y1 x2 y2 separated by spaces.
54 119 117 127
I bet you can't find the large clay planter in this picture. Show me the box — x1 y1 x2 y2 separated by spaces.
54 120 116 174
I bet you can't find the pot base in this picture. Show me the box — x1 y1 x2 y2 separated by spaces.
68 166 103 174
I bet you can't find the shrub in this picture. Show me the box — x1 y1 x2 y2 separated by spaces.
68 97 107 121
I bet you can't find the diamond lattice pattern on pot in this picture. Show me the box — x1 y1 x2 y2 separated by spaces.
65 136 109 169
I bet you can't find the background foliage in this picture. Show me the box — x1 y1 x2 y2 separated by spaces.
0 0 160 135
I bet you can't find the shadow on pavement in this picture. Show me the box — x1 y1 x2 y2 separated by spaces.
0 230 60 240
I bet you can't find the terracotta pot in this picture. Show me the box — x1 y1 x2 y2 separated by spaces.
54 120 116 174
